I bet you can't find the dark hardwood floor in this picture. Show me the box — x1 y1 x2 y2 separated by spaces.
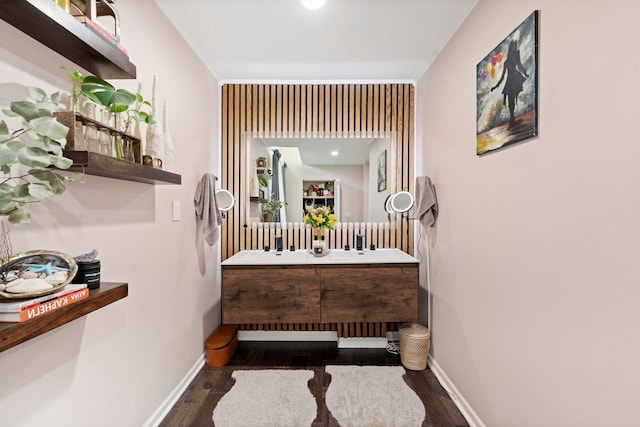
159 341 469 427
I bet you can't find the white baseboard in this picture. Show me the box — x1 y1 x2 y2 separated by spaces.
238 330 338 341
238 331 388 349
337 337 387 348
143 353 206 427
428 356 486 427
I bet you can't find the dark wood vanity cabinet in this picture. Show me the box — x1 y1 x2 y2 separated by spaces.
221 264 419 325
320 266 418 323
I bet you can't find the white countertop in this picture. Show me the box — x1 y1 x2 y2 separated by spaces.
221 248 419 266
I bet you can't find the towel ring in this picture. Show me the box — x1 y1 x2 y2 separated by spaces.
215 189 235 211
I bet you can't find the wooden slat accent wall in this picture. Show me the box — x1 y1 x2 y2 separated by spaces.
221 83 415 338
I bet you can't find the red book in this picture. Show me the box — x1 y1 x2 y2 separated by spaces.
0 286 89 322
73 14 129 57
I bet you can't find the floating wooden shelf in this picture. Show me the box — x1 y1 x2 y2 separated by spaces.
0 282 128 353
0 0 136 79
63 150 182 185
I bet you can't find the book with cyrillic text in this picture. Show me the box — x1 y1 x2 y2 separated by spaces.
0 284 89 322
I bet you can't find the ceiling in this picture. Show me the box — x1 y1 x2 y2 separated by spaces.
258 137 376 166
153 0 478 81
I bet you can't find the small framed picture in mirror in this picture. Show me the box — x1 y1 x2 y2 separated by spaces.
377 150 387 192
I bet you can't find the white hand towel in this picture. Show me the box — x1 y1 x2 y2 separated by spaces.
414 176 438 228
194 173 222 246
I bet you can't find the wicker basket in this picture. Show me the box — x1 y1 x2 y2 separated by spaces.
399 322 430 371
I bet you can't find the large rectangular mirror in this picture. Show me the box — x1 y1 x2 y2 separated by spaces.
245 134 397 224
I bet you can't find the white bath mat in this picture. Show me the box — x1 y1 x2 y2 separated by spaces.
326 365 425 427
212 369 317 426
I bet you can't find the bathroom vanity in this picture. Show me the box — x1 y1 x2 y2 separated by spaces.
221 249 419 325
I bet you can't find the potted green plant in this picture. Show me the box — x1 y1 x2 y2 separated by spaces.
261 194 283 222
81 75 154 159
62 67 155 158
0 87 85 224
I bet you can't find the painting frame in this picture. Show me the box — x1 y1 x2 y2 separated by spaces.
476 10 539 155
377 149 387 192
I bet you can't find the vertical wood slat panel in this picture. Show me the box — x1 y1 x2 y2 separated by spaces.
355 84 361 135
408 85 416 253
280 86 291 137
232 85 240 258
235 85 244 255
307 86 313 133
318 84 324 135
300 85 307 133
221 83 414 337
373 84 379 137
395 85 404 252
288 86 294 137
328 85 334 137
325 85 331 132
337 85 343 134
221 85 229 260
348 84 355 136
274 85 285 138
270 85 277 135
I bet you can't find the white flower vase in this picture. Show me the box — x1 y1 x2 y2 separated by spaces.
163 100 175 171
145 75 165 167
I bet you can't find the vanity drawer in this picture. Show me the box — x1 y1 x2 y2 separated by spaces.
222 266 321 324
320 265 419 323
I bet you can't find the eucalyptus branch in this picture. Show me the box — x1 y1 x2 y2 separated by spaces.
0 129 27 144
0 86 85 224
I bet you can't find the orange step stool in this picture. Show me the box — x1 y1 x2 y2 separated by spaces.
206 324 238 367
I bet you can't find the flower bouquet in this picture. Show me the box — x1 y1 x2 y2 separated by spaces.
304 206 336 256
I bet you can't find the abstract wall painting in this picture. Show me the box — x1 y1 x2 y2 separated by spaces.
377 149 387 192
476 10 538 155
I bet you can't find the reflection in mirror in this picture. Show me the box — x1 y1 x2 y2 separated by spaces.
245 134 396 224
384 194 394 214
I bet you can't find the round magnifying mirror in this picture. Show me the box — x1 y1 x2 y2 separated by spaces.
390 191 414 213
215 189 235 211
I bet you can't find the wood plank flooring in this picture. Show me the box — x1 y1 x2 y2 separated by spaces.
159 341 469 427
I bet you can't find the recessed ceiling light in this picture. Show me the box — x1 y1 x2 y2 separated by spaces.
330 150 339 156
301 0 326 10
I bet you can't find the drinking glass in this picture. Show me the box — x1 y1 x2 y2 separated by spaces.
86 123 99 153
99 128 112 156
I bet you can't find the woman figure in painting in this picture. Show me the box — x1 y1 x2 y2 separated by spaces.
491 39 528 127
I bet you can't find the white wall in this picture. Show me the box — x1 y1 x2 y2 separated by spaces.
418 1 640 426
368 138 393 222
0 1 219 426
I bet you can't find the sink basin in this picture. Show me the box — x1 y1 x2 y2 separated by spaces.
222 248 418 266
